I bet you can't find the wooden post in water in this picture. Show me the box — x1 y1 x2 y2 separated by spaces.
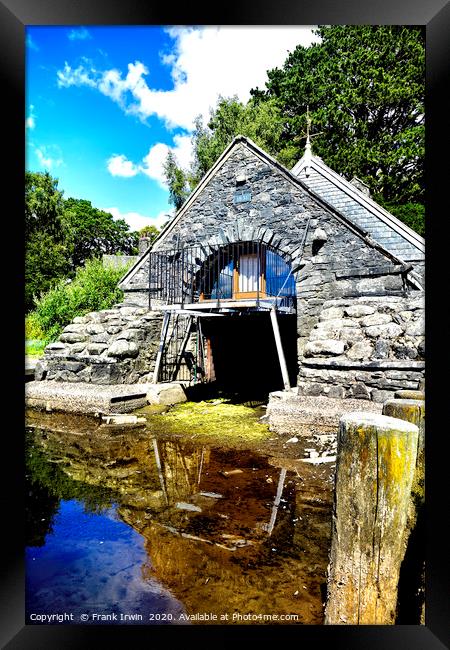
325 412 419 625
382 398 425 624
382 398 425 517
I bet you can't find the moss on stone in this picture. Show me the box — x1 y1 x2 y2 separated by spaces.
139 399 271 444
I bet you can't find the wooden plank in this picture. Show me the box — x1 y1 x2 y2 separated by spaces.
269 306 291 391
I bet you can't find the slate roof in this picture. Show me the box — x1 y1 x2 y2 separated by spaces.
291 154 424 262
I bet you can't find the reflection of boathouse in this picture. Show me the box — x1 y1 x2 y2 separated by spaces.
27 419 332 622
35 136 425 400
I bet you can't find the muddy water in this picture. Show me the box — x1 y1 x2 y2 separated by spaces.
25 404 334 625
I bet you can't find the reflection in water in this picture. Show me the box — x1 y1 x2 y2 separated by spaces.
25 411 333 625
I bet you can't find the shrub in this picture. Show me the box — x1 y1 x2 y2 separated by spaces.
29 258 131 341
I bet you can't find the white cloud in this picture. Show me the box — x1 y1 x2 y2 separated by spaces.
33 144 64 170
26 104 36 130
106 134 192 188
68 27 92 41
103 206 173 231
26 34 39 52
57 26 319 131
107 154 139 177
57 62 98 89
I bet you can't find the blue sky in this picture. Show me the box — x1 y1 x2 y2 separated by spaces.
26 26 318 232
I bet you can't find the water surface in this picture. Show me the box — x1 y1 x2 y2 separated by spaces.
25 408 333 625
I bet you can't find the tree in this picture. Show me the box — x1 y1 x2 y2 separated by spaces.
25 232 72 312
62 198 139 270
25 171 65 240
138 224 160 242
25 172 70 311
252 25 425 208
163 150 190 211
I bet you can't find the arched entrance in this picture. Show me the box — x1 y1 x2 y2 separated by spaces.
149 239 298 397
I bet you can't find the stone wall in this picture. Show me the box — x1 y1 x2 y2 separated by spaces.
296 294 424 401
121 143 415 295
118 141 424 399
35 305 162 384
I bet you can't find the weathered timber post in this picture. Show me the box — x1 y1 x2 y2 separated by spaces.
382 398 425 624
382 398 425 518
325 412 419 625
394 390 425 401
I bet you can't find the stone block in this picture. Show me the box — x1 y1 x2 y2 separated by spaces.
349 382 371 400
319 307 344 321
86 324 105 335
107 326 122 335
89 363 122 384
304 340 345 357
374 339 390 359
69 343 87 354
346 340 374 360
365 323 404 339
316 318 359 330
63 323 87 333
34 360 47 381
404 317 425 337
327 385 346 399
370 389 393 404
116 329 145 342
339 327 365 342
87 343 108 355
147 383 187 405
344 305 376 318
107 340 140 359
45 342 67 353
360 313 392 327
59 332 88 343
90 334 110 344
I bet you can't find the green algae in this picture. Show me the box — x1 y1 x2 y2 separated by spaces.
138 399 271 444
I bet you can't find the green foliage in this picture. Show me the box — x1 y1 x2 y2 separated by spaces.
25 171 65 240
25 231 72 313
253 25 425 206
62 198 139 269
139 224 160 242
190 96 286 183
30 258 130 341
25 340 48 356
377 201 425 238
163 150 190 210
25 172 140 311
25 312 47 340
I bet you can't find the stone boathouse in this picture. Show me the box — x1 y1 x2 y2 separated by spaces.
33 136 425 403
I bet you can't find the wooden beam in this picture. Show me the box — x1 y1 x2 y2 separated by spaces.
269 306 291 391
152 311 171 383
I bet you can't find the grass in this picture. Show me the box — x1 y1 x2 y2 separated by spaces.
25 339 47 357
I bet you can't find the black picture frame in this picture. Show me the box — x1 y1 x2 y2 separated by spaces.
3 1 448 647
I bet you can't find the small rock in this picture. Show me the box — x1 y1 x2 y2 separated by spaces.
286 436 299 443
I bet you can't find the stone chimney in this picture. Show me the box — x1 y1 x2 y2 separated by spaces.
138 236 151 256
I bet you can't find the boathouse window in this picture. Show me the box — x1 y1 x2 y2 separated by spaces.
202 242 294 301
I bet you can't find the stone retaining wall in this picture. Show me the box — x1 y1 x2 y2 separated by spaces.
296 294 424 401
35 304 163 385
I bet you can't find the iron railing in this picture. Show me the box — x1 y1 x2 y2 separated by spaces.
148 241 296 310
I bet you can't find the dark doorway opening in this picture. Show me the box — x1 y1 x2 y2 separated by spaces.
200 312 298 401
